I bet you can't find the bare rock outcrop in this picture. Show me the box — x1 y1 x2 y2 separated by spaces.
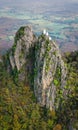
9 26 37 84
9 26 36 71
9 26 67 110
34 34 67 110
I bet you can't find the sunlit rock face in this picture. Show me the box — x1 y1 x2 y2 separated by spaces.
34 34 67 110
9 26 67 110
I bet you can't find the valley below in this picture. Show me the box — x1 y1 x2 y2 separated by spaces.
0 2 78 54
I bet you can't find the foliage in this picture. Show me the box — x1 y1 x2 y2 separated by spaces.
0 49 78 129
45 39 51 73
11 67 19 84
12 26 25 55
0 62 56 130
53 66 61 87
57 50 78 129
15 26 25 43
53 124 62 130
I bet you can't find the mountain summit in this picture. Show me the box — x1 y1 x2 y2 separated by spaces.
8 26 67 110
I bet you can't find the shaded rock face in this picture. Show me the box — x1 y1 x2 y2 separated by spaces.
9 26 67 110
9 26 36 71
34 35 67 110
9 26 37 84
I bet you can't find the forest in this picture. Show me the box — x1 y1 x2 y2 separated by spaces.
0 50 78 130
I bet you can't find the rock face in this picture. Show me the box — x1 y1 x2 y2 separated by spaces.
9 26 36 71
9 26 67 110
34 34 67 110
9 26 37 84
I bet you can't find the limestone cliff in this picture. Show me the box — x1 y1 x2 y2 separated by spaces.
9 26 37 84
34 34 67 110
9 26 67 110
9 26 36 71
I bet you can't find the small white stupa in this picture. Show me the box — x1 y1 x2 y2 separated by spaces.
49 36 52 41
46 32 49 36
43 29 46 35
43 29 52 41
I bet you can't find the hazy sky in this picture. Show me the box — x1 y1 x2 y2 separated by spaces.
0 0 78 6
0 0 78 13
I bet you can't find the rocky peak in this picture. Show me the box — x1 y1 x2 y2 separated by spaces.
34 33 67 110
8 26 67 110
9 26 36 71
